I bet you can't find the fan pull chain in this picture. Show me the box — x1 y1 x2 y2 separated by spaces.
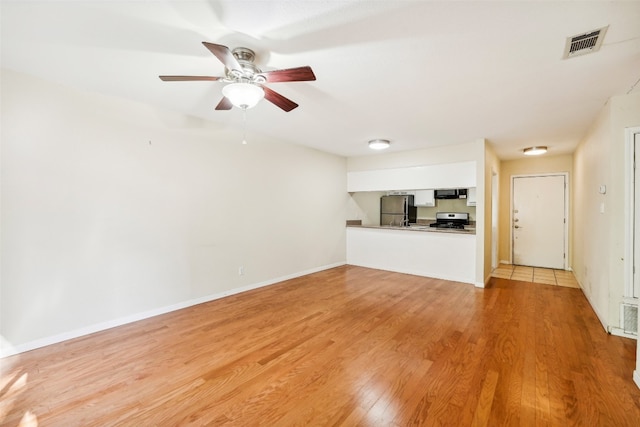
242 108 248 145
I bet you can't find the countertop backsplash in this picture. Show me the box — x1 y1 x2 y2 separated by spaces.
347 191 476 226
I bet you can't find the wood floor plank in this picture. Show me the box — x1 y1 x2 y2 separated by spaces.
534 287 552 426
471 369 499 427
2 266 640 426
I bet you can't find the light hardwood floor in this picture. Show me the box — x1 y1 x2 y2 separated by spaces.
2 265 639 426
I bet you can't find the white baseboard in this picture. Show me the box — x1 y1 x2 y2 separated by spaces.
0 262 346 358
480 273 493 288
346 262 475 286
634 370 640 390
576 279 609 334
609 327 637 340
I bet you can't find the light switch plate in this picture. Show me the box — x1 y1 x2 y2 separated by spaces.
599 185 607 194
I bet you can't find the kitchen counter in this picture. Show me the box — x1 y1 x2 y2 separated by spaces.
346 225 476 284
347 224 475 234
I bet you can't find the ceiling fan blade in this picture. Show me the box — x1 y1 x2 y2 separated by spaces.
215 97 233 110
202 42 241 71
262 86 298 112
260 66 316 83
159 75 222 81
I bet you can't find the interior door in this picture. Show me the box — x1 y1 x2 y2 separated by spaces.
512 175 566 269
635 132 640 297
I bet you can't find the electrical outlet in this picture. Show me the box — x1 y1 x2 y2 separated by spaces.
238 266 244 276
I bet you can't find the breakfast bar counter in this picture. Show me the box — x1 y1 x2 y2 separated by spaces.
347 224 476 234
346 225 476 284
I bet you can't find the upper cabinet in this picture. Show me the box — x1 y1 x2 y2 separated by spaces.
413 189 435 207
347 161 477 192
467 187 477 206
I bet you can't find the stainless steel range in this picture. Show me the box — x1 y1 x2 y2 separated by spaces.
429 212 470 229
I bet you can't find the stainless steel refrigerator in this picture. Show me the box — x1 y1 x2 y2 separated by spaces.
380 195 417 226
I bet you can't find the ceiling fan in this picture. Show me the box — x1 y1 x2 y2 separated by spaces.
159 42 316 112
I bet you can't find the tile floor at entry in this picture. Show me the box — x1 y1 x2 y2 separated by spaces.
491 264 580 288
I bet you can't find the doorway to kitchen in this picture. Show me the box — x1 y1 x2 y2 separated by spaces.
511 173 568 269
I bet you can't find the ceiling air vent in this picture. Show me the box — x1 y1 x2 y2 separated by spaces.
562 26 608 59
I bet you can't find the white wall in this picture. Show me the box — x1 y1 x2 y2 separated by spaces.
608 94 640 327
346 191 386 226
573 109 611 328
572 91 640 332
483 142 500 284
0 69 347 354
347 141 482 172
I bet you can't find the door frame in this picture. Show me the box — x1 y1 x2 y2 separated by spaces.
510 172 569 269
624 126 640 299
491 170 499 270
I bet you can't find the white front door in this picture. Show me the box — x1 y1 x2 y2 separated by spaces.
512 175 567 269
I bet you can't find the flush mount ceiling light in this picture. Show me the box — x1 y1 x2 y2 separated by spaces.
368 139 391 150
523 146 548 156
221 82 265 109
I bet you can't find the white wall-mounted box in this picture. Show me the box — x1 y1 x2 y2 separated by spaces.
413 189 435 207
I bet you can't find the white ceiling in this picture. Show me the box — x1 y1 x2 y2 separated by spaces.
2 1 640 159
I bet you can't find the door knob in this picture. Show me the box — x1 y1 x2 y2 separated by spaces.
514 225 521 229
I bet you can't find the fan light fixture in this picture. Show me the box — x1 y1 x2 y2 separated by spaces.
368 139 391 150
523 146 547 156
222 82 264 109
